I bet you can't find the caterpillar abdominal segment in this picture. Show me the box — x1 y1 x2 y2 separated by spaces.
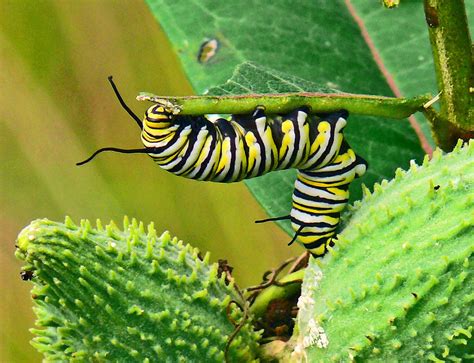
78 77 367 257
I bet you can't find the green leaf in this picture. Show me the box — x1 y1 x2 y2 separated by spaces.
349 1 474 148
295 140 474 361
15 217 261 361
145 1 428 235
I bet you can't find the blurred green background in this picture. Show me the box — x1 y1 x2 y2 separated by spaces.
0 1 292 361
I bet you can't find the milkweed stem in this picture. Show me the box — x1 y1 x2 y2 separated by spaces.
137 92 432 119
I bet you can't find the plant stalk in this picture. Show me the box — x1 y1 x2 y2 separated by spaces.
137 92 432 120
423 0 473 149
248 269 305 319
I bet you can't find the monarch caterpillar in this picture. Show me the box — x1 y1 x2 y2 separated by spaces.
78 77 367 256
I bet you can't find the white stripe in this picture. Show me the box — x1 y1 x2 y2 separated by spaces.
292 195 345 210
174 128 209 175
290 209 339 224
293 180 348 200
197 146 219 180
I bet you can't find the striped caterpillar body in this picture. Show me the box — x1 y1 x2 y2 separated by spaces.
78 78 367 257
144 105 367 256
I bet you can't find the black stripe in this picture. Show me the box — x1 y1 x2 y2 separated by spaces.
291 220 337 229
296 174 345 190
166 127 200 174
233 113 256 129
315 109 348 121
301 114 342 170
213 117 238 181
146 124 186 155
304 238 330 250
234 120 251 181
304 159 363 178
193 126 218 180
268 116 284 151
293 188 347 204
298 230 336 237
252 124 267 177
285 110 303 168
235 114 259 178
293 202 333 213
291 211 340 225
222 126 238 183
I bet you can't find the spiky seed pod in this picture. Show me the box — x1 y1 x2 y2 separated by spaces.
293 140 474 362
15 217 261 362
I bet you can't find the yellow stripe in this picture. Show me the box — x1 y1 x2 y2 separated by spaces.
144 122 172 130
307 244 327 256
245 132 257 172
155 149 181 165
216 138 230 174
297 232 333 244
301 123 310 159
278 120 294 159
143 127 173 138
156 132 175 144
195 136 212 166
210 140 222 176
309 121 331 155
146 113 169 120
237 137 247 173
279 133 291 159
292 203 334 215
297 174 349 187
264 127 278 167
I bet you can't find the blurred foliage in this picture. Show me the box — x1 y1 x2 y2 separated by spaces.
0 1 290 361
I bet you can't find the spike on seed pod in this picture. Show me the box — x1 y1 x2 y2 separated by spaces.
106 284 116 296
422 154 430 167
453 139 464 151
149 259 159 275
159 231 170 247
138 221 145 234
177 248 187 264
130 218 139 229
106 221 119 237
122 216 130 230
373 183 383 195
431 147 443 161
93 295 103 305
147 222 156 238
64 216 75 229
409 160 418 172
362 183 372 198
125 281 134 291
140 289 152 298
95 219 103 231
394 167 405 180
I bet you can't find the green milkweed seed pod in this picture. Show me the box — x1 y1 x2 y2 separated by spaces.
15 218 261 362
292 140 474 362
